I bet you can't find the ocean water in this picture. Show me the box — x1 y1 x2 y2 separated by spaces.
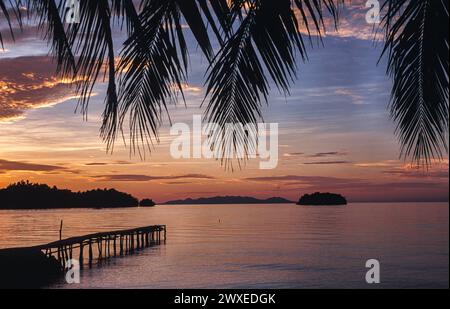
0 203 448 289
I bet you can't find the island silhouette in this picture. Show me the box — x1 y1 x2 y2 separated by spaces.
0 181 141 209
297 192 347 206
139 199 156 207
164 196 293 205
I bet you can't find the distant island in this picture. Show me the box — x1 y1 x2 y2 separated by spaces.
297 192 347 206
164 196 293 205
139 199 156 207
0 181 154 210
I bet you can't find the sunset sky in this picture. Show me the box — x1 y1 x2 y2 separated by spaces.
0 1 448 203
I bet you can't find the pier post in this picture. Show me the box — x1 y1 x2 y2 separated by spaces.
107 237 111 258
98 239 102 260
89 241 93 267
61 246 66 269
79 242 84 268
113 236 117 257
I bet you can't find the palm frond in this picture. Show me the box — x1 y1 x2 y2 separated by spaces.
5 0 446 171
110 0 140 34
381 0 449 166
115 0 219 156
0 0 16 48
176 0 214 59
62 0 119 152
117 0 185 156
0 0 75 75
204 0 340 167
27 0 76 76
198 0 231 43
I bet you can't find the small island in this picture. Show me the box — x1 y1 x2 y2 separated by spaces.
139 199 156 207
297 192 347 206
164 196 293 205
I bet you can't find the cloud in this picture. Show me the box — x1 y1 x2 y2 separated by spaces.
294 0 382 41
283 152 348 159
85 163 109 166
0 24 40 46
355 160 399 168
303 161 352 165
244 174 447 190
0 56 79 121
383 168 449 179
93 174 216 182
165 181 191 185
307 152 348 158
84 161 134 166
283 152 305 157
334 88 365 105
115 160 133 165
177 83 202 94
245 175 363 186
0 159 83 175
0 159 65 172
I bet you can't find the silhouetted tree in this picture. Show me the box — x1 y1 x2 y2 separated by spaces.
139 199 156 207
297 192 347 205
0 181 139 209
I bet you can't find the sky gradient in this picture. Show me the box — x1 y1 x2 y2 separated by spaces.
0 1 448 203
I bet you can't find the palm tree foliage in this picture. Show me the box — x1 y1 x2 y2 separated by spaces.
0 0 448 166
381 0 449 165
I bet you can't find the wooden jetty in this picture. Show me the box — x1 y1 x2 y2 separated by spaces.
45 225 166 269
0 225 166 288
0 225 167 271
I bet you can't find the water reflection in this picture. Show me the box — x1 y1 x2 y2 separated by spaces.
0 203 448 288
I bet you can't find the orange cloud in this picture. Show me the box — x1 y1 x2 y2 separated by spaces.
93 174 216 182
0 56 79 121
0 159 65 172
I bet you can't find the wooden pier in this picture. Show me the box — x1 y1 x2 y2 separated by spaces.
0 225 166 288
35 225 166 270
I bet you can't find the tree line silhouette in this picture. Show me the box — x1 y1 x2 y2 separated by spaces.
0 181 141 209
297 192 347 206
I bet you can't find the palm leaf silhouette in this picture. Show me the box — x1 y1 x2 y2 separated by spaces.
28 0 76 78
1 0 75 74
0 0 17 48
0 0 448 167
65 0 120 152
204 0 340 167
381 0 449 166
116 0 220 156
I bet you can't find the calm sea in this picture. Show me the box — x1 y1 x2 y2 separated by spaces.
0 203 448 288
